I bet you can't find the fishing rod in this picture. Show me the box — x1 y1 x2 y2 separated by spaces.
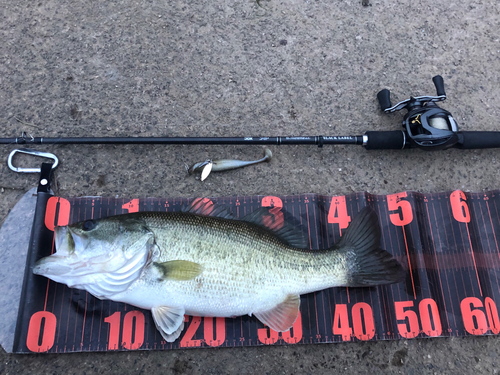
3 76 500 151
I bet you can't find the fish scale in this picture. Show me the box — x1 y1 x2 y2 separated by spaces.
136 214 304 312
147 212 345 291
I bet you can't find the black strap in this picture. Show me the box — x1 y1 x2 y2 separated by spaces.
37 163 53 193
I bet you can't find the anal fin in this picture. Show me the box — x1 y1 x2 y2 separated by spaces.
151 306 186 342
254 294 300 332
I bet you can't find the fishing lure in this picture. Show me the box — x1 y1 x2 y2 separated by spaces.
187 148 272 181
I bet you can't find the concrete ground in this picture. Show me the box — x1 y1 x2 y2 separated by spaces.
1 0 499 373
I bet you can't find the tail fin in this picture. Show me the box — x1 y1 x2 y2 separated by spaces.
336 207 406 287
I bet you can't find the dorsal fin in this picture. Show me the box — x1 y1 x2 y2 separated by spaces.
241 207 309 249
181 198 235 219
182 199 309 249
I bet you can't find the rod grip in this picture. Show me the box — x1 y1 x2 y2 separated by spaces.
456 131 500 149
364 131 406 150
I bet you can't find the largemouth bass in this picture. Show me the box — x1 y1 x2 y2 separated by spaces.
33 202 405 342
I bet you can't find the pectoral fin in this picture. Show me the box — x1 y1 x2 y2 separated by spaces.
151 306 186 342
254 294 301 332
154 260 203 281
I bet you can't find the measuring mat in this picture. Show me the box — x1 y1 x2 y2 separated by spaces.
9 190 500 353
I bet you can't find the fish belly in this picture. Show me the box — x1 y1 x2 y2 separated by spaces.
111 276 287 318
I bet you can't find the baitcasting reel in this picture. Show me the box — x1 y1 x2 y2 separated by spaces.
377 76 459 150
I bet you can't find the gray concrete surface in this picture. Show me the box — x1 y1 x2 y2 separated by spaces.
0 0 499 373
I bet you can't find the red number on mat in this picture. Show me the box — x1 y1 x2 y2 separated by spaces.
261 196 284 230
122 311 145 350
257 324 279 345
26 311 57 352
179 316 227 347
395 301 419 338
104 311 145 350
332 303 376 341
180 316 202 347
190 198 215 215
282 312 303 344
104 311 121 350
352 302 375 340
485 297 500 334
44 197 71 231
395 299 442 338
460 297 500 335
122 199 140 213
419 298 442 337
203 317 226 347
461 297 488 335
387 192 413 226
327 196 351 234
333 304 353 341
450 190 470 223
257 312 303 345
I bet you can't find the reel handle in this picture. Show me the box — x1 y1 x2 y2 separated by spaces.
432 75 446 97
377 89 392 111
377 75 447 113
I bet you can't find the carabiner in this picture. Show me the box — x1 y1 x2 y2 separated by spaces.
7 149 59 173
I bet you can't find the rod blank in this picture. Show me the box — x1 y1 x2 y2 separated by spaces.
3 131 500 150
0 135 364 147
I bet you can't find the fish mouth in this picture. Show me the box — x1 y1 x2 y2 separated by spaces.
32 255 73 278
54 226 72 256
32 250 96 291
33 226 80 280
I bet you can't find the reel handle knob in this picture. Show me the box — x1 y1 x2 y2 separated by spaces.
377 89 392 111
432 75 446 97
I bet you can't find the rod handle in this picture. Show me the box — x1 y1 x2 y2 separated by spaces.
456 131 500 149
364 131 406 150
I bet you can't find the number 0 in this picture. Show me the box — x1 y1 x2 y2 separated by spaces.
44 197 71 231
26 311 57 352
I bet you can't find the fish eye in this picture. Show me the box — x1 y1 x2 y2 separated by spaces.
82 220 96 231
